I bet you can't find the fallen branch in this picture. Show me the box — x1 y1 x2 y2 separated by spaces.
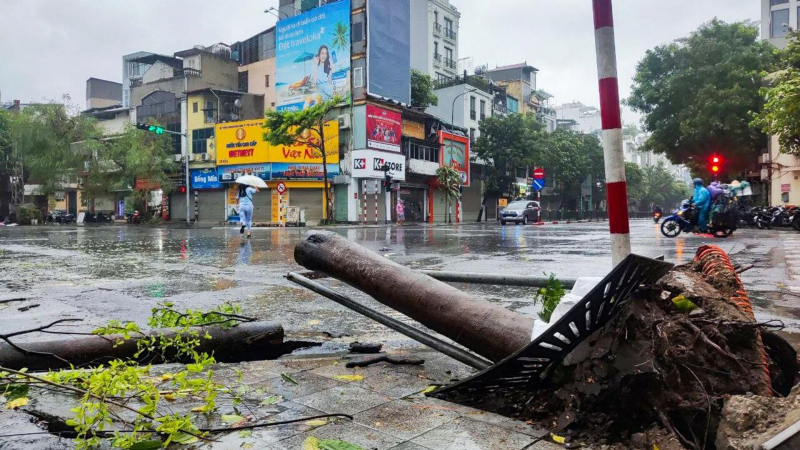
346 354 425 368
0 319 83 366
0 366 212 443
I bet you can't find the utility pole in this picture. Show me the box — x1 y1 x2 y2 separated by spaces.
592 0 631 266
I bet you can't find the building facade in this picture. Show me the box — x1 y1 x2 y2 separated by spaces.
761 0 800 205
85 78 122 110
761 0 798 49
484 63 539 115
554 102 602 136
410 0 460 83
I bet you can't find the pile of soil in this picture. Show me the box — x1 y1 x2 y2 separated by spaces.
490 261 799 449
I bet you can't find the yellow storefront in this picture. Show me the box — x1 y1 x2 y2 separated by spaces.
216 120 339 225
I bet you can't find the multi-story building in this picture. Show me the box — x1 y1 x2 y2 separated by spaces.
761 0 797 49
554 101 602 136
427 75 493 143
761 0 800 205
85 78 122 110
484 63 539 116
232 27 278 110
410 0 460 83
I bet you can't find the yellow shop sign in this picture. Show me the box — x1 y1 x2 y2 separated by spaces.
216 120 339 166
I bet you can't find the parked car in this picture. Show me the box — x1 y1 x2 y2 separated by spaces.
500 201 540 225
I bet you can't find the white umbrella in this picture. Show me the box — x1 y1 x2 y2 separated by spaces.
235 175 268 189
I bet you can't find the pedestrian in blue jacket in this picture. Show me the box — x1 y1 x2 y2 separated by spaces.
693 178 711 232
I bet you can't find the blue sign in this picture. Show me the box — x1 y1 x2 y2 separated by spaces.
271 163 339 181
191 169 222 189
218 164 272 183
275 0 352 112
532 178 545 192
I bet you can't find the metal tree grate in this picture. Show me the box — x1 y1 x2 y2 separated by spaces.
430 254 674 402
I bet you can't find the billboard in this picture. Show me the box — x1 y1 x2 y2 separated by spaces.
367 0 411 105
216 120 340 165
352 149 406 181
366 105 402 153
218 164 272 183
216 120 269 165
276 0 352 112
439 131 470 187
191 168 222 189
271 163 340 181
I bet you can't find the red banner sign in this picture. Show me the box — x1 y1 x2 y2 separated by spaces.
366 105 402 153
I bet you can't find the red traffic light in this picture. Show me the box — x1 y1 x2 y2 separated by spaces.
712 156 720 164
709 154 723 174
179 186 187 194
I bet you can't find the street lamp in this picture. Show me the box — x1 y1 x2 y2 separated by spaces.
264 7 289 20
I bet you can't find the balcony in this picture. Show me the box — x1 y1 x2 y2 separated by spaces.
433 22 442 36
443 57 457 71
130 77 143 88
443 28 457 43
433 53 442 67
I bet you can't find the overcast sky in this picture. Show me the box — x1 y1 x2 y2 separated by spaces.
0 0 761 124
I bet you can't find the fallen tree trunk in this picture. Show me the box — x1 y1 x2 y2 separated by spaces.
0 321 284 371
295 230 534 362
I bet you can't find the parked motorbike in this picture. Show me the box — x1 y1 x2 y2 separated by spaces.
126 211 141 225
755 207 778 230
660 200 734 238
46 210 75 225
84 211 113 224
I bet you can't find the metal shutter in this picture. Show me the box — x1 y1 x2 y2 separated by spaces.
291 188 323 224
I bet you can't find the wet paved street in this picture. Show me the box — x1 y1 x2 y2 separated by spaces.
1 220 798 350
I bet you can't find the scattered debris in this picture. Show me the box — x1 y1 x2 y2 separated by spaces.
349 342 383 354
16 303 39 312
346 354 425 368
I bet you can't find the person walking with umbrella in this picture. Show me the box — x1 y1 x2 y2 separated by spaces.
236 175 267 239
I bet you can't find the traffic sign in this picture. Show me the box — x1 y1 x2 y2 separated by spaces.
533 167 545 180
532 178 545 192
276 182 287 194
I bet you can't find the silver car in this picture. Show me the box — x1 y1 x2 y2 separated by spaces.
500 201 540 225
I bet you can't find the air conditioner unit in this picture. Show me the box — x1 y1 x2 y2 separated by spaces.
174 154 184 163
759 153 770 164
201 153 213 162
338 114 351 129
193 154 204 162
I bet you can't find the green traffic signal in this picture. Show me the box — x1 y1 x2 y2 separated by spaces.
137 123 164 134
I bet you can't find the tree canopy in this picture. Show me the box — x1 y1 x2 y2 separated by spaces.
628 19 777 175
411 70 438 109
753 30 800 157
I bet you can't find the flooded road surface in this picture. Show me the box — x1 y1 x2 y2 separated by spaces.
1 221 798 352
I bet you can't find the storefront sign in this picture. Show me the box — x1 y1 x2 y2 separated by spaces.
781 183 792 193
366 105 402 153
271 163 339 181
276 0 352 112
191 169 222 189
218 164 272 183
135 178 161 190
351 149 406 181
439 131 470 187
216 120 340 165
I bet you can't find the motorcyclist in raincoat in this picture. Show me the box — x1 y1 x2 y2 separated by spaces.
693 178 711 232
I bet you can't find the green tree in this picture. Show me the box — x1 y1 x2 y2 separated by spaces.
542 129 604 210
622 123 640 139
628 19 777 175
264 96 342 223
411 70 438 108
474 113 544 200
6 101 101 193
624 162 646 209
753 30 800 157
435 166 461 223
83 124 176 212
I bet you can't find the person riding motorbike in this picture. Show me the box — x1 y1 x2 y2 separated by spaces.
693 178 711 232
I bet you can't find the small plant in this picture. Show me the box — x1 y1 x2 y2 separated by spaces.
533 273 565 323
17 204 42 225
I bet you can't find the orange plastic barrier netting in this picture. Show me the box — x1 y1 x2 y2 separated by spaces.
694 245 771 396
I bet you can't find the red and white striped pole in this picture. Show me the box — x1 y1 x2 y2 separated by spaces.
362 180 367 225
374 180 379 225
593 0 631 266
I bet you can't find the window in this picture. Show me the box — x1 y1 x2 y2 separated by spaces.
205 101 214 120
434 11 438 25
238 71 248 93
445 18 453 32
191 128 215 154
445 47 453 60
434 42 439 57
265 75 270 87
470 96 476 120
772 8 790 38
353 67 364 88
771 0 789 5
352 21 364 43
480 100 486 120
407 141 440 163
192 102 198 113
470 128 476 143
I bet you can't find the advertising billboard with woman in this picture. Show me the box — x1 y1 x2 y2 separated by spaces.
275 0 352 112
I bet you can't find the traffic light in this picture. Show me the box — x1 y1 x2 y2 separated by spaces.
135 123 165 135
709 154 723 175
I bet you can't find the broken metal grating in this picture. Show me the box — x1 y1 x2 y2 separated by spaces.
430 254 674 402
